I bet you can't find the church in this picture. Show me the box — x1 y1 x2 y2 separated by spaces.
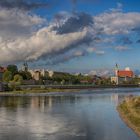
111 64 134 85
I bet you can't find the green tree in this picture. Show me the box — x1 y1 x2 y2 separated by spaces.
7 65 18 77
9 74 23 91
19 71 32 80
2 70 12 82
13 74 23 84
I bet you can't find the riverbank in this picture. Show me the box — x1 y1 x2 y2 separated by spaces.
0 88 80 96
117 96 140 137
0 85 140 96
20 84 140 90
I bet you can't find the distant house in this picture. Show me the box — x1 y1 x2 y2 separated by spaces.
0 67 6 81
29 69 45 81
111 65 134 85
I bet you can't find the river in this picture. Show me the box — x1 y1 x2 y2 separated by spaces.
0 88 140 140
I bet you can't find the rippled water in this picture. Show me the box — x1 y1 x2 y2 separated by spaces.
0 88 140 140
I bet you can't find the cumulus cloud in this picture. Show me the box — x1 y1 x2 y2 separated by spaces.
0 8 45 39
0 10 95 64
94 10 140 35
52 12 94 34
89 69 113 76
0 5 140 65
0 26 88 64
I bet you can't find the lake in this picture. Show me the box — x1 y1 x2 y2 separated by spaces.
0 88 140 140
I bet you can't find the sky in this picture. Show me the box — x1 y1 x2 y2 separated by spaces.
0 0 140 74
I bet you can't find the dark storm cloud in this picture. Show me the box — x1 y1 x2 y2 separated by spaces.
0 0 49 10
52 12 94 34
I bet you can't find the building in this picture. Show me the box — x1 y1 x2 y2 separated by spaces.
111 65 134 85
0 67 7 81
29 69 46 81
29 69 55 81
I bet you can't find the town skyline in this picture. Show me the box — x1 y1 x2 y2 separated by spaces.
0 0 140 73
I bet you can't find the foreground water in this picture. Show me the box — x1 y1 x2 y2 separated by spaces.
0 88 140 140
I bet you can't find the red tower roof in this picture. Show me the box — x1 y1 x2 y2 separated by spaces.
117 70 134 78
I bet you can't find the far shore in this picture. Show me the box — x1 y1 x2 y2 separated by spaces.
0 88 81 96
0 85 140 96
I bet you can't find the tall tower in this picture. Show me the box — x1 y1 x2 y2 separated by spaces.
115 63 119 76
115 63 119 85
22 61 28 72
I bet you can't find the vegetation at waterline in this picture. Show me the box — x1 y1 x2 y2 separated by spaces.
0 88 80 94
118 96 140 136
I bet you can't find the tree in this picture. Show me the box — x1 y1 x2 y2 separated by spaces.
9 74 23 90
13 74 23 84
2 70 12 82
7 65 18 77
19 71 32 80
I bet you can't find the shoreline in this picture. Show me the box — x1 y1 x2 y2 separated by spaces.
117 98 140 138
0 88 81 96
117 107 140 137
0 86 140 96
19 84 140 90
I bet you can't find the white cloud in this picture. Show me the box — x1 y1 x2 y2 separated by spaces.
0 26 88 64
94 11 140 35
95 50 105 55
0 8 44 39
0 6 140 65
87 47 105 55
115 46 131 51
89 69 113 76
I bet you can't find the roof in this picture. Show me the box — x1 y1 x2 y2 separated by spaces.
0 67 6 73
117 70 134 78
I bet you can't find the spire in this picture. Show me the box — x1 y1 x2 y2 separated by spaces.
22 61 28 71
115 63 119 70
115 63 119 77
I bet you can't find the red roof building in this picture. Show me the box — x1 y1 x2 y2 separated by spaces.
117 70 134 78
111 66 134 85
0 67 7 73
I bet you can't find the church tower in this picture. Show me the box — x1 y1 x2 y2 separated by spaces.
22 61 28 72
115 63 119 77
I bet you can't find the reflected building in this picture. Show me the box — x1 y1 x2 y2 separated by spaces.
111 94 119 105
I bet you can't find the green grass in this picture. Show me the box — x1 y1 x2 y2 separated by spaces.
118 96 140 136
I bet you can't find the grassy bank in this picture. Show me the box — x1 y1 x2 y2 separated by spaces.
0 88 80 95
117 96 140 137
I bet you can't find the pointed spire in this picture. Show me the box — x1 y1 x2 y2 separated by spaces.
22 61 28 71
116 63 119 70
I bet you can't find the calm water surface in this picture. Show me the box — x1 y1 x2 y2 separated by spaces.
0 88 140 140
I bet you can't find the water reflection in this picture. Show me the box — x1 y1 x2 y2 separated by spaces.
0 89 140 140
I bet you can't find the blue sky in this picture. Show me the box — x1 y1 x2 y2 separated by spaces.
0 0 140 73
